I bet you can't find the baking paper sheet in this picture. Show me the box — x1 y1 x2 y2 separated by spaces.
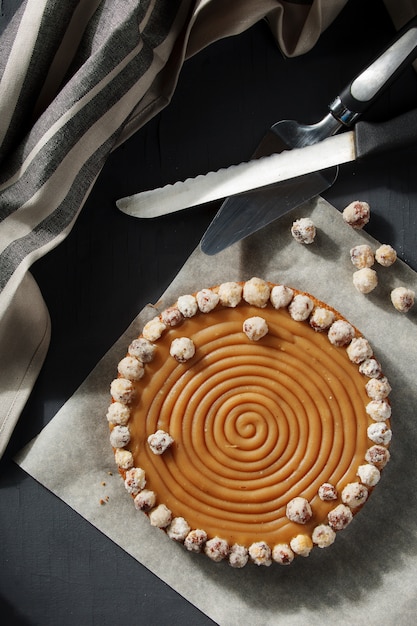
15 198 417 625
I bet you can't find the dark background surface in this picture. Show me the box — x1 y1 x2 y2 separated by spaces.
1 1 417 624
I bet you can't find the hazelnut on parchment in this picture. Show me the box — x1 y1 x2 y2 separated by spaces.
342 201 370 229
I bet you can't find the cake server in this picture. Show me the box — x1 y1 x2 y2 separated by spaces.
116 13 417 233
117 108 417 219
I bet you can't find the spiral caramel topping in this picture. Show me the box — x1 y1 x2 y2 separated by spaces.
108 280 391 563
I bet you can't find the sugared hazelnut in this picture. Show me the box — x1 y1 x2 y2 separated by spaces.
117 356 144 381
177 295 198 318
248 541 272 566
328 320 355 347
309 307 335 332
346 337 373 364
109 425 130 448
128 337 156 363
341 482 368 508
312 524 336 548
291 217 316 244
289 534 313 557
167 517 191 542
270 285 294 309
272 543 294 565
342 200 370 228
286 497 312 524
243 277 270 308
390 287 415 313
147 430 174 455
170 337 195 362
229 544 249 568
353 268 378 294
288 294 314 321
318 483 338 501
184 529 207 553
218 282 242 307
243 316 268 341
204 537 229 562
375 244 397 267
350 244 374 269
365 399 391 422
328 504 353 531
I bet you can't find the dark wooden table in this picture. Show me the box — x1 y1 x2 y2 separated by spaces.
1 1 416 623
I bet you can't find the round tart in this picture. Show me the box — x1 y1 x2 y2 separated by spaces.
106 278 391 567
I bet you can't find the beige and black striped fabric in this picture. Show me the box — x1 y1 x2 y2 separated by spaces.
0 0 375 456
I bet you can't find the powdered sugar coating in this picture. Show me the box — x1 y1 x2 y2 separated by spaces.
110 378 135 404
342 200 370 229
350 244 375 269
288 294 314 321
142 317 166 342
312 524 336 548
270 285 294 309
357 464 381 487
309 307 335 332
107 402 130 426
366 399 391 422
170 337 195 362
117 356 145 381
318 483 338 501
161 307 183 327
114 448 134 469
366 376 391 400
248 541 272 566
327 320 355 347
229 544 249 568
286 497 312 524
375 244 397 267
328 504 353 530
184 529 207 553
128 337 156 363
290 535 313 557
291 217 316 244
272 543 294 565
196 288 220 313
391 286 415 313
353 268 378 294
167 517 191 542
124 467 146 495
177 294 198 318
365 445 390 469
149 504 172 528
204 537 229 562
147 430 174 455
109 425 130 448
243 277 270 308
367 422 392 445
346 337 373 364
134 489 156 511
243 316 268 341
218 282 242 307
341 482 368 508
359 358 382 378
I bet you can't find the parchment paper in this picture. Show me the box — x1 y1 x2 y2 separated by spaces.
15 198 417 626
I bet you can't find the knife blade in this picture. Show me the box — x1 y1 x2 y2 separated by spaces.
117 14 417 226
116 109 417 220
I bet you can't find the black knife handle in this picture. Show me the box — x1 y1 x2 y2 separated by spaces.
330 14 417 126
355 108 417 159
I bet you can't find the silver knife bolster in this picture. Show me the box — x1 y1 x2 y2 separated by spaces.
116 132 355 219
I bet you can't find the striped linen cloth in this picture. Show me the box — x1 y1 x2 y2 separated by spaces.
0 0 397 458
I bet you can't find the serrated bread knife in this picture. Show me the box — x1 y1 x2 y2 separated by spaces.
117 13 417 236
117 108 417 221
